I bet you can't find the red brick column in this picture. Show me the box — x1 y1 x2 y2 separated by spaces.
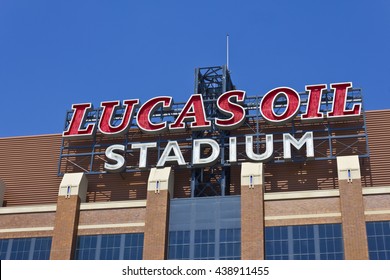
241 163 265 260
50 196 80 259
143 167 173 260
337 156 369 260
50 173 88 260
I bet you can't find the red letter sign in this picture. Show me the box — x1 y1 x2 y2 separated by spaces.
215 90 246 129
98 99 139 136
260 87 301 124
63 103 95 139
137 96 172 133
327 82 361 118
170 94 211 131
301 84 327 121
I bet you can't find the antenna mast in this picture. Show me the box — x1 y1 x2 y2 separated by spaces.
226 34 230 70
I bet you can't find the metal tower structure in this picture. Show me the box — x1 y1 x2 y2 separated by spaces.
190 65 234 197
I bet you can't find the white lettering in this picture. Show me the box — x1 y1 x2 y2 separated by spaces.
283 132 314 160
104 144 126 172
103 133 317 172
245 135 274 162
131 142 157 168
192 139 220 166
229 137 237 162
156 141 186 167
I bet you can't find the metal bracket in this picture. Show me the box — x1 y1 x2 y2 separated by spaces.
155 180 160 194
66 185 71 198
249 175 254 189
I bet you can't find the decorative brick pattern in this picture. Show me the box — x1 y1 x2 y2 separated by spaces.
265 197 340 217
78 208 145 226
0 212 55 229
364 194 390 211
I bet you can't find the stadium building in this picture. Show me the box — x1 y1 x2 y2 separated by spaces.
0 66 389 260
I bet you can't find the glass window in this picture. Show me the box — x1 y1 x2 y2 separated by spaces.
0 239 9 260
123 233 143 260
169 196 241 259
100 234 121 260
317 224 344 260
75 233 143 260
0 237 52 260
194 229 215 260
168 231 190 260
366 221 390 260
33 237 52 260
75 235 97 260
10 238 31 260
265 226 289 260
168 228 241 260
265 224 344 260
219 228 240 260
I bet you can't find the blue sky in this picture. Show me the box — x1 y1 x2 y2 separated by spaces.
0 0 389 137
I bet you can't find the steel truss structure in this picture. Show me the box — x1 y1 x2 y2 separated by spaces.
58 66 369 197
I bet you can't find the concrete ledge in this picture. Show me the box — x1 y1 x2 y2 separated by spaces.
80 200 147 210
365 210 390 216
265 212 341 221
2 187 389 215
0 227 54 233
362 186 390 195
0 200 147 215
0 204 57 215
78 222 145 230
264 189 340 201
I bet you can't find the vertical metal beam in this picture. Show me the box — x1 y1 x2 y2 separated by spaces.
190 171 196 198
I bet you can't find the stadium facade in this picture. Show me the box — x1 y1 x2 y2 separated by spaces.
0 66 389 260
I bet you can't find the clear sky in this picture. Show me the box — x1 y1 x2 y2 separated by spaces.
0 0 389 137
